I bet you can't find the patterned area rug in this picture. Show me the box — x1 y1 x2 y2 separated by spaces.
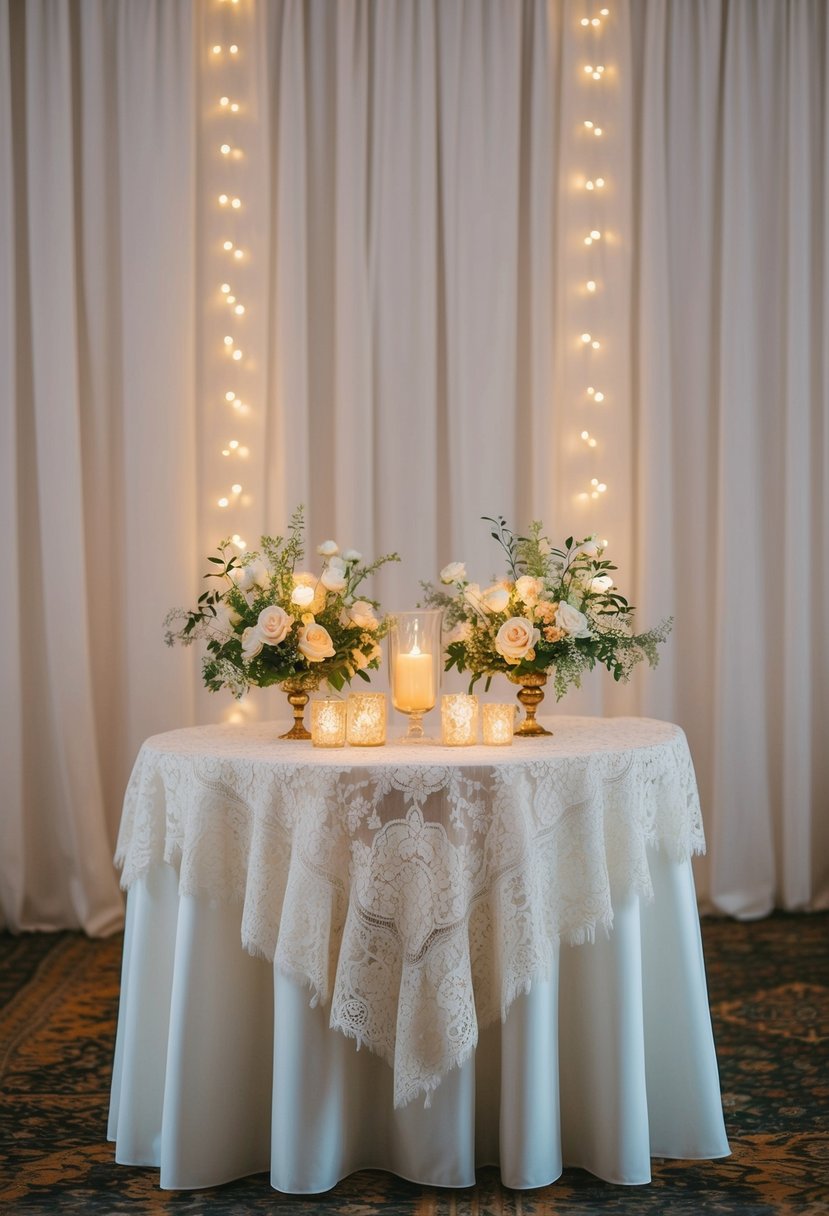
1 914 827 1215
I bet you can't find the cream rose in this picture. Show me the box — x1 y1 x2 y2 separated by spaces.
320 566 348 593
495 617 540 664
317 540 339 557
348 600 379 630
257 605 292 646
230 557 269 593
482 584 510 614
342 549 362 563
298 622 336 663
351 648 370 670
515 575 544 606
555 602 591 638
241 626 263 660
291 584 315 608
440 561 466 585
577 538 600 559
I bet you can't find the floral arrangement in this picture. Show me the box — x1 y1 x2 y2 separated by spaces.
421 516 671 699
165 506 399 696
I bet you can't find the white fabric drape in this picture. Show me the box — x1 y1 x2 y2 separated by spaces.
1 0 826 932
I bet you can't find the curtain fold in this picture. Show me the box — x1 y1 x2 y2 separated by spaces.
1 0 826 931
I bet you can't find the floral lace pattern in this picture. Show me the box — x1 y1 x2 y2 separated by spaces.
115 716 705 1107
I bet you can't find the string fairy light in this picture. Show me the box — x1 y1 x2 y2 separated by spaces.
576 4 614 518
206 0 256 533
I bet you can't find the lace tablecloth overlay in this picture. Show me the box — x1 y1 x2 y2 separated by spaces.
115 716 705 1108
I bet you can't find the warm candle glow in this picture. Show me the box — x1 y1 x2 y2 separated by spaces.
482 703 516 746
347 694 387 746
311 700 347 748
441 695 479 746
393 647 435 713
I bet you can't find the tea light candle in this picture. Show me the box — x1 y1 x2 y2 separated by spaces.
482 703 516 746
311 699 347 748
347 693 387 746
441 694 479 746
393 645 435 712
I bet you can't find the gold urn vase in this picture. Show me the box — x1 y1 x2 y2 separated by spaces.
279 674 321 740
507 671 553 738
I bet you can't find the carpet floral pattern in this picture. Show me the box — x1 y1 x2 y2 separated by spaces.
0 914 827 1215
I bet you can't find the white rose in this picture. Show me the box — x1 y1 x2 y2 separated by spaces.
482 584 510 614
211 601 240 635
578 538 600 558
298 622 336 662
257 605 293 645
317 540 339 557
515 575 544 606
229 566 256 593
351 648 370 670
495 617 540 664
343 549 362 563
590 575 614 594
444 621 472 646
556 602 591 638
291 584 315 608
440 561 466 585
320 566 348 593
348 600 379 631
247 558 270 588
241 626 263 660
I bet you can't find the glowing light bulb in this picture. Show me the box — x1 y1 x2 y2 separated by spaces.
584 120 594 129
581 430 590 439
591 17 600 25
581 333 592 344
229 44 239 54
594 391 605 402
222 448 230 456
212 44 221 55
238 445 250 457
595 177 605 187
587 279 597 292
224 335 234 346
233 249 243 260
594 126 603 136
221 283 230 293
231 483 242 494
220 143 231 155
591 478 599 487
225 391 236 402
232 349 243 360
601 9 609 15
598 482 607 492
218 497 229 508
230 102 240 113
591 340 600 349
586 180 595 191
584 65 594 74
591 229 601 239
227 295 236 304
580 17 589 25
234 304 245 315
229 439 239 450
584 236 593 246
220 96 229 107
218 194 229 205
587 386 595 396
231 197 241 209
223 240 234 251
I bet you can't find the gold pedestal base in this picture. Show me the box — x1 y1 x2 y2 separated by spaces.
279 681 314 740
508 672 553 738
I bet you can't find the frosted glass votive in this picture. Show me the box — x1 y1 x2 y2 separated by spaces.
482 702 516 746
346 693 387 746
441 694 479 746
311 699 347 748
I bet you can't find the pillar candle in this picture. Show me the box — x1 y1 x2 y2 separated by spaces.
393 648 435 712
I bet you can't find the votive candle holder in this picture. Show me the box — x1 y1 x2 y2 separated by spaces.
311 699 347 748
347 693 387 746
482 703 516 746
441 694 479 746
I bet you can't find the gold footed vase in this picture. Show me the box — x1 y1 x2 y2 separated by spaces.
279 676 320 740
508 671 553 737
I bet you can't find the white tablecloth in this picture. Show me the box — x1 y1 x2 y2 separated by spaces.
108 716 729 1191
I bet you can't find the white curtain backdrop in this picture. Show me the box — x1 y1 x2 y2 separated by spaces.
1 0 826 934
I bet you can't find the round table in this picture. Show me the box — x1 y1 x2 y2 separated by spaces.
108 716 729 1192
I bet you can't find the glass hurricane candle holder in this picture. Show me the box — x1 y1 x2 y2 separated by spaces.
482 702 516 746
311 699 347 748
389 610 443 741
441 694 479 746
346 693 387 746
